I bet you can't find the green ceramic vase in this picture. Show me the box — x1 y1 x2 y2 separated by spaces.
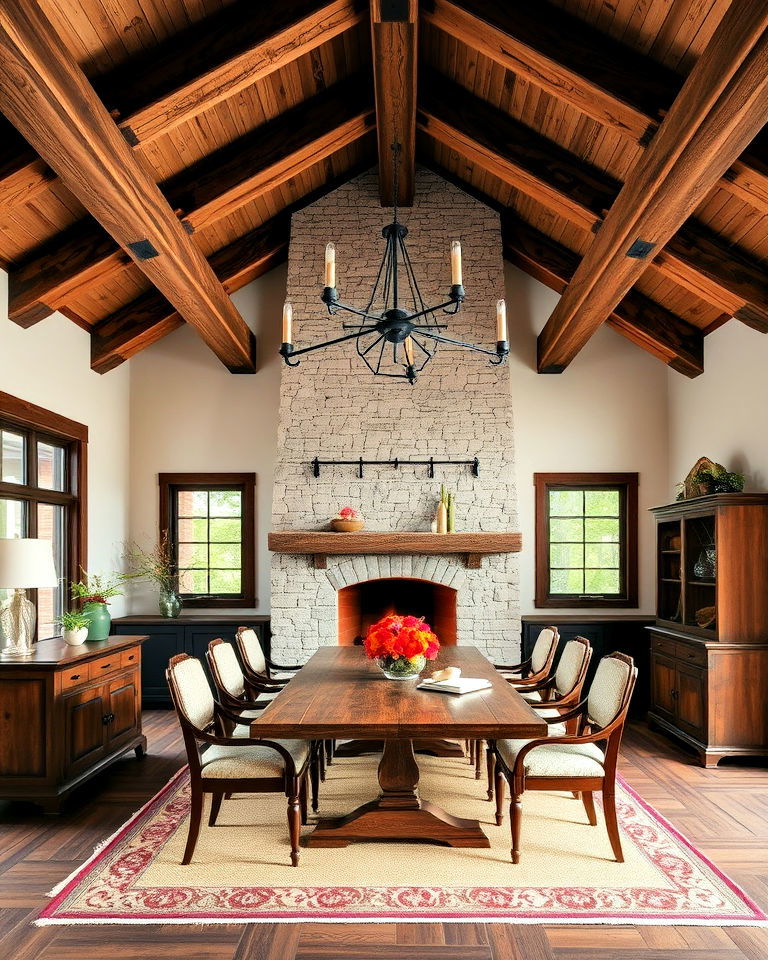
83 602 111 642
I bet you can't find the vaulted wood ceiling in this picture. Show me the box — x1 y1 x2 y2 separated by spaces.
1 0 767 376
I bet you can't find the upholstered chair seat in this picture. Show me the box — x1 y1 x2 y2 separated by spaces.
202 740 310 778
496 739 605 778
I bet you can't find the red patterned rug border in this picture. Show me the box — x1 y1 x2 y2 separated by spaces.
37 768 768 926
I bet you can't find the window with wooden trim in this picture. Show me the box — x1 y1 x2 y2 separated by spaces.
159 473 255 608
0 392 87 640
534 473 638 608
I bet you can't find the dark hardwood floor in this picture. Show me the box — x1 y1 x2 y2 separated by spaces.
1 711 766 959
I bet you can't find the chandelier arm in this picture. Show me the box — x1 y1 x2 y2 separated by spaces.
406 299 461 323
360 334 385 357
331 302 382 322
281 327 380 361
374 335 387 374
416 330 506 357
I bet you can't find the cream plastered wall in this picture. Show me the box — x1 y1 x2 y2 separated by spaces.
667 320 768 493
505 262 670 616
0 270 132 618
126 267 285 614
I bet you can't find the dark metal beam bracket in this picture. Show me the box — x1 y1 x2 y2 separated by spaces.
311 456 480 479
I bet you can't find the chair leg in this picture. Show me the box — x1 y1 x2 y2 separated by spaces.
208 791 223 827
494 767 506 826
225 792 234 800
474 740 483 780
310 746 320 813
318 744 326 782
468 739 475 765
572 791 580 799
325 739 334 765
486 744 495 801
300 772 308 826
581 790 597 826
603 788 624 862
510 793 522 864
182 782 204 865
287 778 301 867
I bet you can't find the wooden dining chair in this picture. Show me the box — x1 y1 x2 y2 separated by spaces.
235 628 336 778
166 653 312 867
494 626 559 686
207 639 320 812
485 636 592 800
491 652 637 864
466 627 560 777
236 625 301 686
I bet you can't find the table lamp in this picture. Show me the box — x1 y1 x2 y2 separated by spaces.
0 538 58 658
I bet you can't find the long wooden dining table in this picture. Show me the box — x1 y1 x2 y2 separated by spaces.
250 645 546 848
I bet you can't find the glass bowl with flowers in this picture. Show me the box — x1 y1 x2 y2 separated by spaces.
363 614 440 680
330 506 365 532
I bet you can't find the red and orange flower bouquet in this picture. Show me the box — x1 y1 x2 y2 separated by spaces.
364 614 440 679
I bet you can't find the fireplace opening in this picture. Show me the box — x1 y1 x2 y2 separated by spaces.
337 577 458 646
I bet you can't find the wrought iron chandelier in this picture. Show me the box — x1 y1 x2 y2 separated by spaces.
279 145 509 384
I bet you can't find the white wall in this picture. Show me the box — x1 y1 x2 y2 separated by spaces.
506 263 670 615
667 321 768 493
126 265 285 614
0 271 132 616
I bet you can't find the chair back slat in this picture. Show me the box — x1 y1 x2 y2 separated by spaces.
554 636 591 698
587 653 636 732
208 639 246 698
530 627 558 673
237 626 267 675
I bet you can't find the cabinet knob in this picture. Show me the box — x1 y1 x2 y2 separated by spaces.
70 673 81 680
100 663 112 670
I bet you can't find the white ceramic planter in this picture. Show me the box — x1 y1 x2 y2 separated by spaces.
63 627 88 646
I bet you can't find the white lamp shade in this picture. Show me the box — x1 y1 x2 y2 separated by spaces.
0 538 58 589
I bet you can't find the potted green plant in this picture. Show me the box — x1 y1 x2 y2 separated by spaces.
70 571 125 642
693 470 717 496
124 531 181 618
57 610 91 646
714 470 745 493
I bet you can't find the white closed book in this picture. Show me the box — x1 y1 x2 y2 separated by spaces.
417 677 493 695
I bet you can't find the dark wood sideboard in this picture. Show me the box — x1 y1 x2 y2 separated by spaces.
0 635 147 812
112 616 271 707
521 615 653 718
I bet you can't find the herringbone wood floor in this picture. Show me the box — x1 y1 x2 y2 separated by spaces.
1 712 767 959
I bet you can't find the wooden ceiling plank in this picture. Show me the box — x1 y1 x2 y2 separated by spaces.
0 0 255 373
536 4 768 373
90 213 292 374
89 157 376 373
370 0 417 206
0 0 365 213
423 0 768 217
420 70 768 330
421 156 704 376
503 217 704 378
8 76 374 329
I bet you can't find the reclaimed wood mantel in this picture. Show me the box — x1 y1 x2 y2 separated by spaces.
267 530 522 569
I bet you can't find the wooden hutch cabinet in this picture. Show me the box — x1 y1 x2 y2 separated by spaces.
649 494 768 767
0 635 147 812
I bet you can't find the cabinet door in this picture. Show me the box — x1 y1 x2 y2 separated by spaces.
676 662 707 739
114 624 183 707
651 653 677 721
64 685 107 778
106 672 139 747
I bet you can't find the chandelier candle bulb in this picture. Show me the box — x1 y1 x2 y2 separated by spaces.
450 240 463 286
281 302 293 345
496 298 508 343
404 336 414 366
324 242 336 289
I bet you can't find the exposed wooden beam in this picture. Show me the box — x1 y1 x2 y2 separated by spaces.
8 76 374 328
419 71 768 329
0 0 255 372
0 0 364 216
423 0 768 216
502 218 704 378
370 0 417 206
537 4 768 373
89 159 377 373
91 215 292 374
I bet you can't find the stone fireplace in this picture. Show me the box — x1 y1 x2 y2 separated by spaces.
270 167 519 664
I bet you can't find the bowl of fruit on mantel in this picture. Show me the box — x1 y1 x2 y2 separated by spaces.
330 506 365 532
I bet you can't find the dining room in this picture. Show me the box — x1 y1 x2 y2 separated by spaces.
2 1 768 958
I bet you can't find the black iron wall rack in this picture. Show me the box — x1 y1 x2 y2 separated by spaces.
310 457 480 479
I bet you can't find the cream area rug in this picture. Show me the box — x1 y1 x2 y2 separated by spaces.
39 753 766 925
